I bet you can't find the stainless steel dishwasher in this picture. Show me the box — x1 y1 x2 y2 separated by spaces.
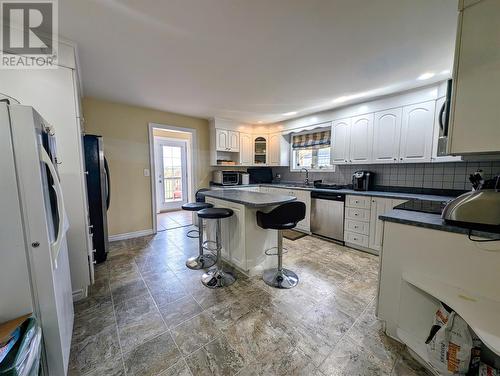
311 191 345 243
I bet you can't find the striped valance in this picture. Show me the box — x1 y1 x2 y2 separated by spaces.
292 130 331 149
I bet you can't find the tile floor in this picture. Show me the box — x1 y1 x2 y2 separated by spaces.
69 226 432 376
157 210 193 231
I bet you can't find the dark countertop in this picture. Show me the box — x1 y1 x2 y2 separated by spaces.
258 184 455 202
380 209 500 240
201 189 296 208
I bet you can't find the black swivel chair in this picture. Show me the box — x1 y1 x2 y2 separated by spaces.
256 201 306 289
181 189 217 269
197 207 235 288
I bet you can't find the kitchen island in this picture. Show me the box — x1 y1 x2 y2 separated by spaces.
200 189 296 276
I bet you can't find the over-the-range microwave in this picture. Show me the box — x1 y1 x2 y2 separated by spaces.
212 170 239 186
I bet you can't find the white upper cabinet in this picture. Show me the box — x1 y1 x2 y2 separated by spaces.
268 133 290 166
372 108 402 164
253 136 267 165
216 129 229 151
399 101 435 163
229 131 240 152
448 0 500 154
215 129 239 152
349 114 374 164
239 133 253 165
331 118 351 164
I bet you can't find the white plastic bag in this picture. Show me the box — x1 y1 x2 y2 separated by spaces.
426 305 473 375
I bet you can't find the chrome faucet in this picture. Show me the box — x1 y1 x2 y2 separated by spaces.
300 168 309 186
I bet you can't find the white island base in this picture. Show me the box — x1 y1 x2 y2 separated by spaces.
204 195 294 276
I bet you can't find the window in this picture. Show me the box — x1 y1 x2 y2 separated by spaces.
291 128 333 171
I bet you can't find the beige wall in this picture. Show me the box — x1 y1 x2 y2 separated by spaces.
82 97 210 236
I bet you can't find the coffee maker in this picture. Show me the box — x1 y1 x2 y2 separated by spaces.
352 171 373 191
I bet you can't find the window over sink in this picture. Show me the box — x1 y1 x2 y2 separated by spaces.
290 128 334 171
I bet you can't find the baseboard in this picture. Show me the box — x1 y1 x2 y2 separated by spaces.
72 287 87 302
108 229 154 242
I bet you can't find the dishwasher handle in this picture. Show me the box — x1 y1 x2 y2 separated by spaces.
311 191 345 201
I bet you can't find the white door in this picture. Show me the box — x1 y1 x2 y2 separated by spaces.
372 108 402 164
239 133 253 165
215 129 229 151
331 118 351 164
349 114 374 164
228 131 240 152
399 101 435 163
155 139 188 212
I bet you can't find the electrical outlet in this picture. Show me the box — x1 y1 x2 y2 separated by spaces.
144 168 150 177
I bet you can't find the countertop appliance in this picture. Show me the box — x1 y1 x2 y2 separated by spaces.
352 171 373 191
239 172 250 185
247 167 273 184
84 135 110 264
442 176 500 232
212 170 239 186
437 79 453 156
0 103 74 375
311 191 345 242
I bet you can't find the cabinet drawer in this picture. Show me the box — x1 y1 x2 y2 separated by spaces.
345 207 370 222
346 195 371 209
344 231 369 247
345 219 370 236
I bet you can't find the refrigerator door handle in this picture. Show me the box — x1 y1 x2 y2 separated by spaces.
104 157 110 210
40 147 66 264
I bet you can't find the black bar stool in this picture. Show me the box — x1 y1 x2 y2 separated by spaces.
197 207 235 288
256 201 306 289
181 201 217 270
183 189 211 239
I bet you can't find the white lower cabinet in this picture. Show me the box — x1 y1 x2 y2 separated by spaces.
345 219 370 236
262 187 311 232
368 198 394 252
206 198 246 270
345 195 407 254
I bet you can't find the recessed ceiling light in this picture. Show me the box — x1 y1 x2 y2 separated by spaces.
332 92 368 104
417 72 435 80
282 111 297 116
332 96 349 104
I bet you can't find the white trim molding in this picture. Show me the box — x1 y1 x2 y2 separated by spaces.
148 123 198 234
108 229 154 242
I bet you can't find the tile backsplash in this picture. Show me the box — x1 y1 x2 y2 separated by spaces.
272 161 500 191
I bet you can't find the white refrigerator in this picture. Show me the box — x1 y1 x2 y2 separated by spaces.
0 102 74 375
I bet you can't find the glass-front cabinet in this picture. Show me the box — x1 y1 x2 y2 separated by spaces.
254 136 267 164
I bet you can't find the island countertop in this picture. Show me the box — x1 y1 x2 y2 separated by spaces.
201 189 296 207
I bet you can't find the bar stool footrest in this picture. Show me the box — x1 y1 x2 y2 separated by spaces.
186 229 200 239
264 247 288 256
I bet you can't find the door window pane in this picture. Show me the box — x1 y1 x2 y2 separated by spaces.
162 145 183 202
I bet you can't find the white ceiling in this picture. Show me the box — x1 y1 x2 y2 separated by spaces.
60 0 458 124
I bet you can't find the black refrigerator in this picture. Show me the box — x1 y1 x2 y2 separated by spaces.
84 134 110 264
